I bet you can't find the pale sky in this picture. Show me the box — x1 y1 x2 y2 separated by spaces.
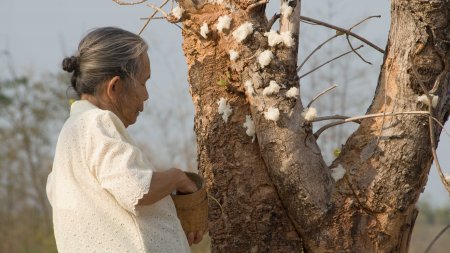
1 0 449 207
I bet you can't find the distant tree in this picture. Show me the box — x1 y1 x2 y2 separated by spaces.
0 73 68 253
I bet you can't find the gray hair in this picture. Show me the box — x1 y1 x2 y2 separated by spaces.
62 27 148 96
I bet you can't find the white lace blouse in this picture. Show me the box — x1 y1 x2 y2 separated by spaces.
46 100 190 253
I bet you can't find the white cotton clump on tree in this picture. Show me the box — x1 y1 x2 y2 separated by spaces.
264 107 280 122
232 22 254 43
244 80 255 96
258 50 273 68
281 2 293 18
243 115 256 139
216 15 232 33
229 50 239 61
200 23 209 39
331 165 346 182
264 30 283 47
262 80 281 96
417 94 439 108
286 87 299 98
217 97 232 122
171 6 184 20
301 107 317 121
280 31 294 47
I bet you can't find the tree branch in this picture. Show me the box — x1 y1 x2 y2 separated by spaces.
246 0 268 11
138 0 170 35
299 45 363 79
297 34 341 72
425 224 450 253
411 67 450 194
346 35 372 65
112 0 147 5
299 15 385 53
307 84 338 108
344 15 381 65
313 111 448 139
266 13 281 31
297 15 379 72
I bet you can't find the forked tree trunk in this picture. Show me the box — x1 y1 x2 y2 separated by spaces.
179 0 450 252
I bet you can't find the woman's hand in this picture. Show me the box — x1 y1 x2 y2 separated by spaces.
186 230 204 246
137 168 197 206
175 170 198 194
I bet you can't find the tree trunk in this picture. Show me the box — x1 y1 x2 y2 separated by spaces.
179 0 450 252
181 2 303 252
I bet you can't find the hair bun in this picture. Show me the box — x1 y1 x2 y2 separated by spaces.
62 56 79 73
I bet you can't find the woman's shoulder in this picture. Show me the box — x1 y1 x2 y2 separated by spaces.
72 104 123 129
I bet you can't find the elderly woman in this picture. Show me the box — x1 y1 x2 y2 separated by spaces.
46 27 203 252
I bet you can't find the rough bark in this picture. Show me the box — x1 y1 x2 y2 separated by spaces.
181 2 303 252
178 0 450 252
329 0 450 251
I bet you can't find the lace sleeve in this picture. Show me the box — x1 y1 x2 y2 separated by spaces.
86 110 153 216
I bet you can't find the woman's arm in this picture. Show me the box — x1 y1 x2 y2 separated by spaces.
137 168 197 206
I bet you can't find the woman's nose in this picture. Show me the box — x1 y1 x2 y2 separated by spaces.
143 87 149 101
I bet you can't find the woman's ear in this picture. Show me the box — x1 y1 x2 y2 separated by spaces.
105 76 123 102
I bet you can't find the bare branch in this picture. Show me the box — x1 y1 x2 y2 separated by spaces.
299 45 363 79
344 15 381 65
314 121 355 139
307 84 338 108
312 115 353 121
299 15 385 53
266 13 281 31
112 0 147 5
424 224 450 253
146 3 169 17
143 4 185 31
139 0 170 35
140 17 167 20
349 15 381 30
346 35 372 65
313 111 448 139
298 15 379 71
297 34 341 72
411 67 450 194
246 0 268 11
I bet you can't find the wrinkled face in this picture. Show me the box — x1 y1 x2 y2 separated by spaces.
118 53 150 127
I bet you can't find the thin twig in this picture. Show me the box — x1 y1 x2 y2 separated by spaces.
140 17 167 20
139 0 170 35
311 115 353 121
299 45 363 79
112 0 147 5
147 3 169 17
313 111 431 123
297 34 341 72
349 15 381 30
266 13 281 31
313 111 448 139
424 224 450 253
346 35 372 64
411 67 450 194
314 121 351 139
307 84 338 108
143 4 185 31
246 0 268 11
344 16 381 65
299 15 379 72
299 15 385 53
